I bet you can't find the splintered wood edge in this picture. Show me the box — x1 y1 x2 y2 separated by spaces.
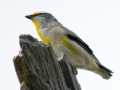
13 53 24 83
20 81 29 90
13 50 30 90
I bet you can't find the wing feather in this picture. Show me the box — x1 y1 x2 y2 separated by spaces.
66 34 93 54
66 33 113 74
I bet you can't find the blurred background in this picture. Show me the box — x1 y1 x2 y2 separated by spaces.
1 0 120 90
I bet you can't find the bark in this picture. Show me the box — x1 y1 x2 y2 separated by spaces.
13 34 81 90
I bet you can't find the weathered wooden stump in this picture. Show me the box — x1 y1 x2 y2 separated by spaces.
13 34 81 90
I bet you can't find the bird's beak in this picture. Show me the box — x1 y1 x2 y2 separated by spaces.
25 15 33 19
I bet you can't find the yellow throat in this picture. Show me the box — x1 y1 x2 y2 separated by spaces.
31 18 50 43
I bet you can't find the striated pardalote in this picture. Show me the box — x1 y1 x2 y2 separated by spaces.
25 12 113 79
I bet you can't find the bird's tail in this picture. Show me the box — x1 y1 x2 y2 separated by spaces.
96 62 113 79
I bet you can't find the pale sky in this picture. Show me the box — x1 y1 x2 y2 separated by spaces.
1 0 120 90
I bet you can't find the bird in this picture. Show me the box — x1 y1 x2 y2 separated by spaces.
25 12 113 79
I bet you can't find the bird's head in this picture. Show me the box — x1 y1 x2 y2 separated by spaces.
25 12 60 29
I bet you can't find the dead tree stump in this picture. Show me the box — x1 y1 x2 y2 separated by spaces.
13 34 81 90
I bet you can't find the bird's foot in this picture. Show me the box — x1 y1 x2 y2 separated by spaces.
56 51 64 61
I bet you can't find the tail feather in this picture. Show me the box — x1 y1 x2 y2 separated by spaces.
96 62 113 79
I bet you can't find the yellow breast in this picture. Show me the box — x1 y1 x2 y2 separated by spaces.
31 18 50 43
